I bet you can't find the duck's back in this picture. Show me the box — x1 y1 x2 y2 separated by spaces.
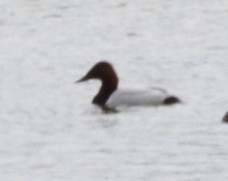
106 86 175 107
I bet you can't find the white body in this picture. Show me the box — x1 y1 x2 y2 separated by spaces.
106 86 174 107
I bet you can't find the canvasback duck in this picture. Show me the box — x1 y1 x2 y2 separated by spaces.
77 61 180 110
222 112 228 123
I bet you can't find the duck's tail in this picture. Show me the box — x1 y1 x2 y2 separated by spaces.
163 96 181 105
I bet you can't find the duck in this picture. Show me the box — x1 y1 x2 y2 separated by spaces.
222 112 228 123
76 61 180 111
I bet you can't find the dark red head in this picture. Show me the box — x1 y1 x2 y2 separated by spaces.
77 61 119 106
77 61 118 82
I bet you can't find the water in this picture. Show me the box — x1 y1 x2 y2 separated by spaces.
0 0 228 180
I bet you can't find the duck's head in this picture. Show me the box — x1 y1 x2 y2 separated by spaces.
77 61 118 82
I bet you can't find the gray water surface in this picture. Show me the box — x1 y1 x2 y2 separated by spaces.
0 0 228 180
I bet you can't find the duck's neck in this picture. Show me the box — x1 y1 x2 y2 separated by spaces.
92 76 118 106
